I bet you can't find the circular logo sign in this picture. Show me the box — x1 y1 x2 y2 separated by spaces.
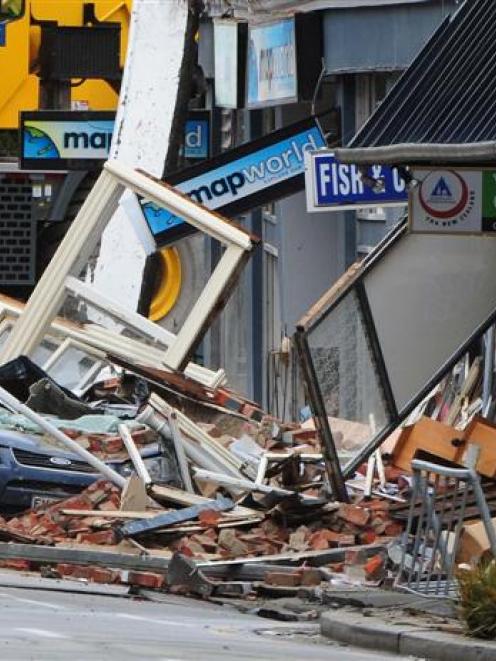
418 170 474 227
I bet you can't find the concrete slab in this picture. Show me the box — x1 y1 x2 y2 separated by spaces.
320 610 424 654
400 629 496 661
322 586 457 617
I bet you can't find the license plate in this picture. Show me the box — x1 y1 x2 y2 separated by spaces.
31 495 60 510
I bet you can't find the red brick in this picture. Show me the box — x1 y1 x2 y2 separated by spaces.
337 503 370 527
198 509 221 526
309 531 329 550
78 529 116 545
359 531 377 545
366 499 390 512
0 559 31 571
56 563 76 576
127 571 164 589
298 568 322 586
49 495 91 513
88 438 102 452
89 567 120 584
384 521 403 537
265 571 301 587
364 553 385 580
324 530 356 546
71 565 91 580
99 437 124 454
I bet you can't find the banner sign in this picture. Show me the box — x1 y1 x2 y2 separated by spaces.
410 168 496 233
141 116 326 246
21 110 210 170
305 151 407 212
20 111 114 170
247 18 297 108
183 111 210 160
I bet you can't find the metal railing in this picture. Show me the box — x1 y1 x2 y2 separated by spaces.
395 457 496 598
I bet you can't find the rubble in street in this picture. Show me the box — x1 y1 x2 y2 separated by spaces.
0 287 494 619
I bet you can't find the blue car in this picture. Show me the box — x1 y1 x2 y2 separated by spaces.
0 430 164 514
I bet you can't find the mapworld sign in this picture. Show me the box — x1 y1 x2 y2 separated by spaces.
411 168 496 233
142 116 326 246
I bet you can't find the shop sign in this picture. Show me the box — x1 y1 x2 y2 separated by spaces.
213 20 247 109
141 116 326 246
305 151 407 212
410 168 496 233
246 18 297 108
20 111 210 170
20 111 115 170
183 111 210 160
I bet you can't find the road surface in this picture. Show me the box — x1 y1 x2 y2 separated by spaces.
0 572 410 660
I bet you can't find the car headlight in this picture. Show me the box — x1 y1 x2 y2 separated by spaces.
116 457 165 481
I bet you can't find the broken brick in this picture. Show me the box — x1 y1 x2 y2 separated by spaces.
99 436 124 454
309 530 329 550
89 567 120 584
77 529 116 545
198 510 221 526
384 521 403 537
127 571 164 589
0 559 31 571
217 529 249 557
337 503 370 527
364 554 385 581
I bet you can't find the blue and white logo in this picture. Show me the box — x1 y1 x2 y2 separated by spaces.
142 123 326 238
306 152 408 212
184 119 209 160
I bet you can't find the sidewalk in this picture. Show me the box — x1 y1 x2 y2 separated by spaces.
319 587 496 661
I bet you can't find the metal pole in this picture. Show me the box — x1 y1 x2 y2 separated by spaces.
118 423 152 486
483 325 495 414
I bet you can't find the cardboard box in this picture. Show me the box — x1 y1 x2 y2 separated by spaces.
457 517 496 564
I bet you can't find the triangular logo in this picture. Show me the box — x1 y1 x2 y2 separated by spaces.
431 177 452 197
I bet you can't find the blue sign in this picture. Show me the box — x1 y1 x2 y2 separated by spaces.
247 19 297 108
183 117 209 160
305 151 408 212
0 23 5 47
141 117 326 246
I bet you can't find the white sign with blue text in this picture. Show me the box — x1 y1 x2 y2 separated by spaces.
305 151 408 213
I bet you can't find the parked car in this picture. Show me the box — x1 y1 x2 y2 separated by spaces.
0 429 164 514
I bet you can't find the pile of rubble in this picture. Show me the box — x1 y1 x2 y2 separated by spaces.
0 292 494 608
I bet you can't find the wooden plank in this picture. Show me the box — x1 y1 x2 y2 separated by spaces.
196 543 388 569
61 509 162 519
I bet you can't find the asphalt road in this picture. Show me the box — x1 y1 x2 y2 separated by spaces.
0 573 409 660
